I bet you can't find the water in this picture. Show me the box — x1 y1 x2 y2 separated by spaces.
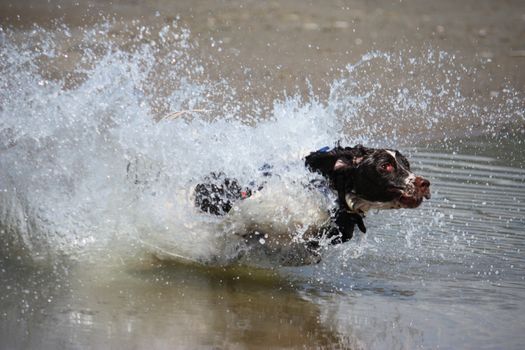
1 20 524 349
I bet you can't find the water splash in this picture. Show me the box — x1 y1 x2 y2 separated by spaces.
0 22 523 268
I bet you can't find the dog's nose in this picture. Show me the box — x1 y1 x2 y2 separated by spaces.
415 176 431 199
415 177 430 188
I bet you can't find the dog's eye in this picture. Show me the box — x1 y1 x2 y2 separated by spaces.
381 163 394 172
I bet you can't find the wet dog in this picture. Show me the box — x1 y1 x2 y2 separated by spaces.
194 144 430 248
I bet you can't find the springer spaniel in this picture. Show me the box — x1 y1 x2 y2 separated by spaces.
193 144 430 257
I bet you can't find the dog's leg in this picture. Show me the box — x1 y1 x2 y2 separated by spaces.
325 204 366 244
194 172 254 216
336 210 366 238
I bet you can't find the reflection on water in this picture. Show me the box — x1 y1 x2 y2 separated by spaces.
0 261 358 349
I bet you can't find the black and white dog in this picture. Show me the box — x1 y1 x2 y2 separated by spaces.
193 144 430 253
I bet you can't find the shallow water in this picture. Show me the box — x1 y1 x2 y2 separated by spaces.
1 142 524 349
1 17 525 350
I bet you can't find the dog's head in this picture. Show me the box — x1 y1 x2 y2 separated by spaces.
349 148 431 210
305 145 430 213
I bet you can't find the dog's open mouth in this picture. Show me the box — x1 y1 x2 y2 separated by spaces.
402 191 431 208
398 193 425 208
388 179 431 209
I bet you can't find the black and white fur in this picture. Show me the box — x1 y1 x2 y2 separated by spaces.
193 144 430 256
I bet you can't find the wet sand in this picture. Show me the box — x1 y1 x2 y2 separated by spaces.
1 0 524 110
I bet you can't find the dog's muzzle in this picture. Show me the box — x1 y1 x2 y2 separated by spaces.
398 176 431 208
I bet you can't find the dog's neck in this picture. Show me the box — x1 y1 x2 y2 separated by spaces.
345 192 401 215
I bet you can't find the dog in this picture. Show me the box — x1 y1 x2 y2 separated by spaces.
194 144 431 250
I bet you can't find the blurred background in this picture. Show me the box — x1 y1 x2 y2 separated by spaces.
1 0 524 115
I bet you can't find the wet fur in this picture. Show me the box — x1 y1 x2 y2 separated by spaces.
193 144 430 262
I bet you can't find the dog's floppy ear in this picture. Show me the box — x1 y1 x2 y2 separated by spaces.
334 155 365 170
305 144 372 176
306 148 362 175
305 152 339 176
